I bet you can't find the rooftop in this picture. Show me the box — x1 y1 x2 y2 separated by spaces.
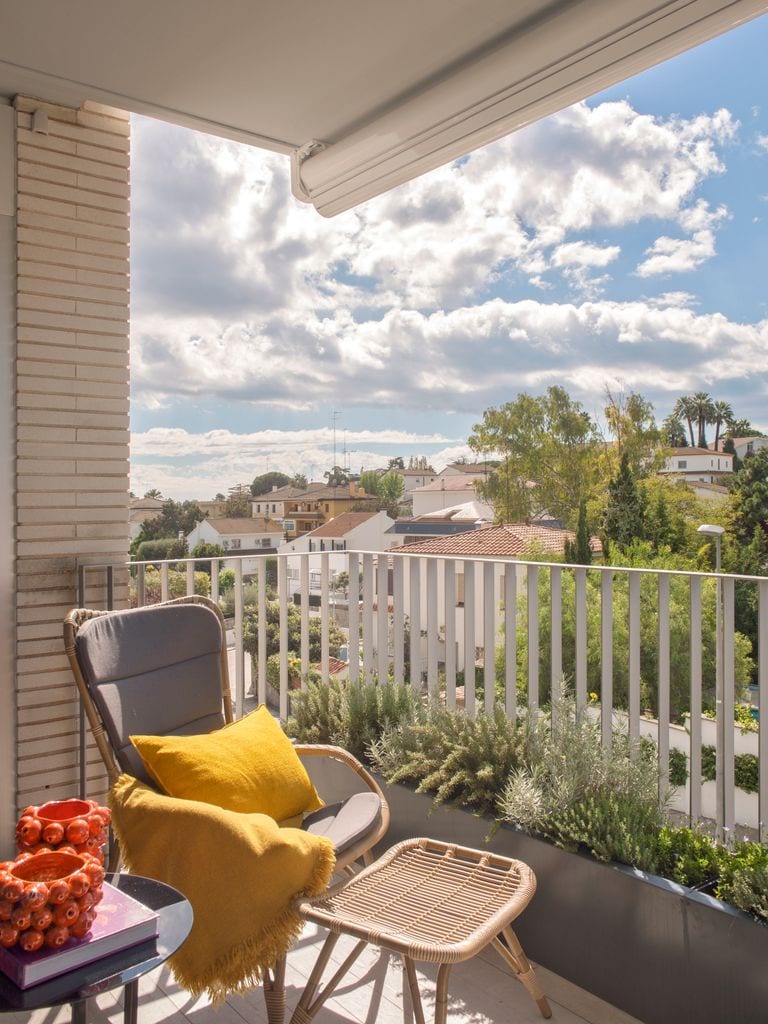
390 523 603 558
303 512 379 539
197 516 283 535
414 477 482 493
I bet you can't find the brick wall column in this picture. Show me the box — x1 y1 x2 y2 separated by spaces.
13 97 131 821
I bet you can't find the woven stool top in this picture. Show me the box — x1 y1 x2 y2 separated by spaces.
298 837 537 964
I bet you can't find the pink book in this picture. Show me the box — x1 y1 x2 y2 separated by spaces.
0 881 159 989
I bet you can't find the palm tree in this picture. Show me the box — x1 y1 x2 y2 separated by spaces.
673 396 697 447
143 488 162 499
711 400 734 451
690 391 715 448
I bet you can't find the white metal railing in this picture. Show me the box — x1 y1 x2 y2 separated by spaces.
81 550 768 842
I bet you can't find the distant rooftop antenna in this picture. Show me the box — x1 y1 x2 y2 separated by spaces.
331 410 340 476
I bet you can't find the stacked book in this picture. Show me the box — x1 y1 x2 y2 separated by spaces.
0 882 158 989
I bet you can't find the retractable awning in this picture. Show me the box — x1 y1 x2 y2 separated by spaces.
1 0 765 217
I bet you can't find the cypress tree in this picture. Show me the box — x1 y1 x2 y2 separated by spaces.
603 452 645 550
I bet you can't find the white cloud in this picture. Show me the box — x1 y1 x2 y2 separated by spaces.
756 132 768 150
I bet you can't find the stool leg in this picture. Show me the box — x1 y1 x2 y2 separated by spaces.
291 933 367 1024
491 927 551 1019
264 955 287 1024
434 964 452 1024
402 957 427 1024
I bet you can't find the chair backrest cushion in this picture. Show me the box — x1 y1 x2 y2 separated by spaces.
75 603 226 783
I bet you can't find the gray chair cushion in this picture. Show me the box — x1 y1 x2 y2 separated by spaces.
302 791 382 855
75 603 226 783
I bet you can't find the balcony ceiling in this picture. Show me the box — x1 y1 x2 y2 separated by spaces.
1 0 766 215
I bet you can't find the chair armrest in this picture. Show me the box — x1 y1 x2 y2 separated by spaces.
294 745 390 861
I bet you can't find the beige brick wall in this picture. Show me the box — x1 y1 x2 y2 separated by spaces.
15 97 131 813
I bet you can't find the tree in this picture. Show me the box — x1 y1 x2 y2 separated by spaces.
673 396 697 448
564 499 592 565
134 536 187 562
603 388 660 477
242 599 344 665
603 452 645 550
725 418 765 439
130 499 206 556
359 470 383 496
469 386 599 524
661 413 687 448
291 473 308 489
190 541 225 574
387 457 405 471
324 466 350 487
729 448 768 543
223 492 252 517
690 391 715 448
251 471 292 496
711 400 734 451
143 488 162 499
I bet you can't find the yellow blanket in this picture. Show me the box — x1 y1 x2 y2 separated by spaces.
108 774 335 1002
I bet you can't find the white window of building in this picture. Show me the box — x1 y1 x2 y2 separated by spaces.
677 460 687 469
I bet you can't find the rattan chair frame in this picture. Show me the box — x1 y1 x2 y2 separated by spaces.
63 595 390 1024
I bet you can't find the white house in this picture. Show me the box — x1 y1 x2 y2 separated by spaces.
712 436 768 461
279 510 397 598
659 447 733 483
411 477 495 517
399 468 438 492
186 516 284 573
439 461 495 479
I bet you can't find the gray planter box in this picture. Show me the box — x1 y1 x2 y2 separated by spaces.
378 778 768 1024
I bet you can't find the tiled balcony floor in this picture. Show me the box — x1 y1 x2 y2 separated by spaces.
4 919 642 1024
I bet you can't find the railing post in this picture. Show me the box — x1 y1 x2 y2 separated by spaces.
362 554 375 683
348 552 359 684
463 560 476 716
759 579 768 844
574 567 587 712
300 556 310 685
550 566 562 713
391 554 404 686
278 557 289 721
689 575 702 825
483 561 495 714
628 571 641 745
409 557 422 695
427 558 439 699
444 559 456 708
504 563 517 722
527 564 539 718
600 571 613 750
233 558 244 718
320 553 330 685
657 574 670 803
720 576 735 843
377 554 389 685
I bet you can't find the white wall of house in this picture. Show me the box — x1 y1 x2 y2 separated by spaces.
0 102 16 848
280 511 397 594
412 484 493 517
660 449 733 482
8 98 131 835
733 437 768 460
187 518 283 574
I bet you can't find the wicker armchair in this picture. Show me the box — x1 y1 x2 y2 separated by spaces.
63 594 389 1024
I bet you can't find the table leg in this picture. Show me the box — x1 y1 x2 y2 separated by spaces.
71 999 87 1024
290 933 366 1024
123 979 139 1024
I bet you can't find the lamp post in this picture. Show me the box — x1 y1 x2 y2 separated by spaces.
698 523 726 840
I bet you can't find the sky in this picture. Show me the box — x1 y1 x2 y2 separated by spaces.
130 15 768 500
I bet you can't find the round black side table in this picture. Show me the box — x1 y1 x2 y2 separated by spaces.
0 873 193 1024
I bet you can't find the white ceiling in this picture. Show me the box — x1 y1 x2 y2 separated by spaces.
1 0 766 215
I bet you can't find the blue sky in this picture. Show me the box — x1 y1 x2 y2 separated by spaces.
130 15 768 499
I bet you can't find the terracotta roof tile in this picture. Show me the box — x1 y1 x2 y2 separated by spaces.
389 523 602 558
304 512 378 538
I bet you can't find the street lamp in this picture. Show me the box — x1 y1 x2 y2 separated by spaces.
697 523 726 840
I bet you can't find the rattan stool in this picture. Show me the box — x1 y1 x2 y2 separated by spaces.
291 837 551 1024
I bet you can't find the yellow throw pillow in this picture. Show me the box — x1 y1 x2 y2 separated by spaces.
130 705 323 821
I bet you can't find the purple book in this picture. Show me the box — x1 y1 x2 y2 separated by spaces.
0 881 159 989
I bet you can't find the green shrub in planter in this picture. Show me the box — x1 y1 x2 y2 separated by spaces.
655 825 723 887
285 676 420 762
716 841 768 919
